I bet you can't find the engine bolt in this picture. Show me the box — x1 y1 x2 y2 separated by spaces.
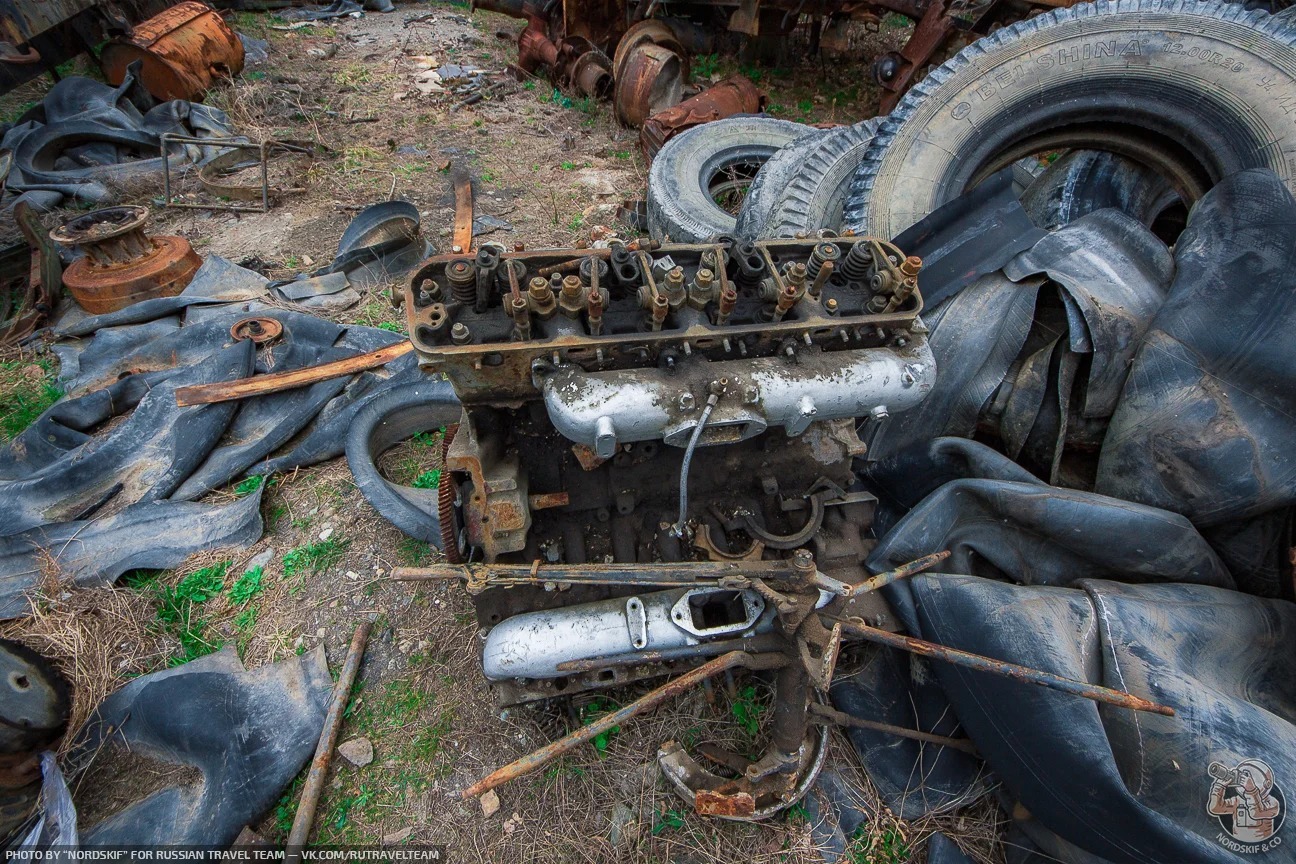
678 393 696 412
528 276 557 319
825 298 838 311
451 322 471 344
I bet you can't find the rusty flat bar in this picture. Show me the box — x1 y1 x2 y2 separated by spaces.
287 621 372 855
834 618 1175 716
452 172 473 253
174 341 412 406
842 550 951 597
461 650 788 799
808 703 978 755
391 558 808 589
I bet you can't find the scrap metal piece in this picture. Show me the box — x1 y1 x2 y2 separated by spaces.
50 205 201 315
832 617 1176 716
614 40 687 128
462 650 788 799
163 136 313 214
99 1 245 102
229 316 283 345
639 75 767 159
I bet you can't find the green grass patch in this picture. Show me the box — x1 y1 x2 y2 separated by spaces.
652 808 686 835
283 537 350 580
0 359 62 441
411 469 441 489
229 565 266 605
579 696 619 758
233 475 264 497
731 684 765 738
693 53 719 80
848 827 910 863
148 561 230 666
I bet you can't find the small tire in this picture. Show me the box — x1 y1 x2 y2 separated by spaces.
647 116 811 243
846 0 1296 238
754 118 884 238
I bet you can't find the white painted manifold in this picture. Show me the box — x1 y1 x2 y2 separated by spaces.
536 339 936 457
481 587 769 680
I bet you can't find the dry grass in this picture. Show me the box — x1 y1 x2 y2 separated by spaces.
0 583 166 746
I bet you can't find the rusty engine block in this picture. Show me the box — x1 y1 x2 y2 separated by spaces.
403 234 935 817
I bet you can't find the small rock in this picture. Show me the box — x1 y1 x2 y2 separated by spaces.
503 812 521 835
246 548 275 571
480 788 500 818
382 827 413 845
337 737 374 767
319 527 334 541
316 627 325 637
346 571 359 580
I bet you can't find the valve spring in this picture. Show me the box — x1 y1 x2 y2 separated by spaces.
579 256 610 286
445 258 477 304
840 242 874 282
806 242 841 282
494 259 527 293
733 243 765 290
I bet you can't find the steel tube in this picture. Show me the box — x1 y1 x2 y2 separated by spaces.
842 550 951 596
808 703 978 755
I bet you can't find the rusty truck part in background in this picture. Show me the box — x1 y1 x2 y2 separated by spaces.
100 1 244 102
0 0 174 96
612 20 690 127
49 205 201 315
161 135 315 213
2 201 63 350
640 75 766 159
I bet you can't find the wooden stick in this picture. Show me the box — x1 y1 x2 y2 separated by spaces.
287 621 372 858
174 341 412 407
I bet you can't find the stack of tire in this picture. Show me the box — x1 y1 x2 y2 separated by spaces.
647 0 1296 243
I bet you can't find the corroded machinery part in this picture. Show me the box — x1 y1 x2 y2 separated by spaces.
50 205 201 315
99 0 245 102
0 639 70 842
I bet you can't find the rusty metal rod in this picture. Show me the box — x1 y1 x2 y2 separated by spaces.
461 650 788 799
833 618 1175 716
287 621 372 855
842 550 951 597
808 703 978 755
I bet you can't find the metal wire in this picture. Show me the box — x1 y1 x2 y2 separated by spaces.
672 394 719 537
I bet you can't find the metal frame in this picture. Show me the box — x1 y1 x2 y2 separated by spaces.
159 134 310 214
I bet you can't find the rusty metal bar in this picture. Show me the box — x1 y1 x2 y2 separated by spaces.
808 703 978 755
391 558 809 589
287 621 372 856
452 172 474 254
841 550 950 597
462 650 788 799
833 618 1175 716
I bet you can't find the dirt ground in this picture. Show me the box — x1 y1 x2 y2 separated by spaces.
0 3 1008 860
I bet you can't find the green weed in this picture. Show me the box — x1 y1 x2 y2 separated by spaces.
848 827 910 864
152 562 230 665
693 53 720 80
0 360 62 441
580 696 619 757
411 469 441 489
229 565 266 605
731 684 765 738
651 808 686 835
233 475 264 497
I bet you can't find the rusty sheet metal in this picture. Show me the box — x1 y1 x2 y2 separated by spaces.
50 206 200 315
639 76 766 159
100 1 244 102
695 789 756 818
614 42 685 128
833 617 1176 716
453 171 474 254
462 651 787 799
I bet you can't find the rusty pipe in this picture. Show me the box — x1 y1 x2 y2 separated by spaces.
842 550 950 597
807 703 978 755
833 618 1175 716
462 651 788 799
287 621 372 854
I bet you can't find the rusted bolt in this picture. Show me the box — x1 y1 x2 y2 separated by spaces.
451 322 471 344
664 266 686 309
900 255 923 278
650 292 669 331
825 298 838 312
528 276 557 319
792 548 814 571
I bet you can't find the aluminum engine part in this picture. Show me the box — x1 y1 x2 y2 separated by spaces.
537 338 933 457
482 586 769 679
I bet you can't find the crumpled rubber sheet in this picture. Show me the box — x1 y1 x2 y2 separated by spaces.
886 576 1296 864
0 492 263 621
1095 169 1296 528
69 646 330 845
1 65 242 211
0 278 434 619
